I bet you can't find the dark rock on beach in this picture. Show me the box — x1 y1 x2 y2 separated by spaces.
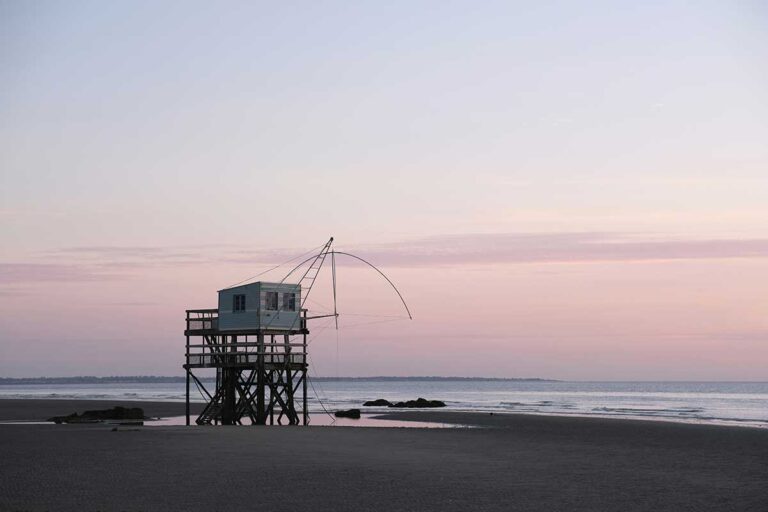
362 399 392 407
334 409 361 419
389 398 446 409
47 406 147 424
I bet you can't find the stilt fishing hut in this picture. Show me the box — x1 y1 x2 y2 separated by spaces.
183 237 411 426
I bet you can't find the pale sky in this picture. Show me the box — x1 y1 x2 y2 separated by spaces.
1 1 767 379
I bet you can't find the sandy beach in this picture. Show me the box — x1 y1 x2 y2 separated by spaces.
1 399 767 511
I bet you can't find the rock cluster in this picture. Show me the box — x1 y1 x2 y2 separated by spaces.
334 409 361 419
362 399 392 407
362 397 446 408
389 398 446 408
47 406 147 424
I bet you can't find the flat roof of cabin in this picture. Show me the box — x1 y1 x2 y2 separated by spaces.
218 281 301 292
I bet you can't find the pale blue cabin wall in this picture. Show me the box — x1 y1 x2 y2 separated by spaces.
218 282 262 331
259 282 302 331
217 282 302 331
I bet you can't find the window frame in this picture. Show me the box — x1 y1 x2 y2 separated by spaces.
233 294 246 313
282 292 296 311
265 291 279 311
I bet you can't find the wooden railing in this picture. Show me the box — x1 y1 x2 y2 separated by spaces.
185 308 307 368
185 309 219 334
184 308 308 334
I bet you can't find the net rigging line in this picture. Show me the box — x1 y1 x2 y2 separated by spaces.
331 249 338 330
301 316 338 422
271 243 413 328
263 237 335 333
339 312 411 319
336 327 340 379
338 317 406 329
304 316 335 345
304 296 334 314
332 249 339 376
306 353 337 423
224 242 327 289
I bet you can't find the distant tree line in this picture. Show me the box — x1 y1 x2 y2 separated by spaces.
0 376 556 385
0 376 192 385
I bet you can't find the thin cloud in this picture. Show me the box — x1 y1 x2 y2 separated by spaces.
0 263 120 284
336 232 768 267
49 246 205 262
9 234 768 286
47 244 310 266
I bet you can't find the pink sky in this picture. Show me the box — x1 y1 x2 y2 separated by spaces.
1 1 767 379
1 234 767 380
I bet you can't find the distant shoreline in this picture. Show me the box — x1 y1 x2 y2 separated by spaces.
0 376 558 385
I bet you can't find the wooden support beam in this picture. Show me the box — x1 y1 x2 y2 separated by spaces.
256 333 266 424
184 309 310 427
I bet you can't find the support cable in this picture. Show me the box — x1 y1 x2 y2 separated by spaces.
225 242 326 289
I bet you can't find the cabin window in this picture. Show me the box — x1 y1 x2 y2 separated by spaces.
265 291 278 311
283 292 296 311
233 294 246 313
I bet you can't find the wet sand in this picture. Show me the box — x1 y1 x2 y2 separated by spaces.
1 399 767 511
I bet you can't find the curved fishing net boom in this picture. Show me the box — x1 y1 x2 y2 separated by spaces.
277 240 412 426
277 239 413 322
329 251 412 320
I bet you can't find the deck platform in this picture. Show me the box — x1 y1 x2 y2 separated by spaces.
184 308 309 426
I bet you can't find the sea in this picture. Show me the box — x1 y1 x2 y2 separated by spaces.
1 380 767 428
